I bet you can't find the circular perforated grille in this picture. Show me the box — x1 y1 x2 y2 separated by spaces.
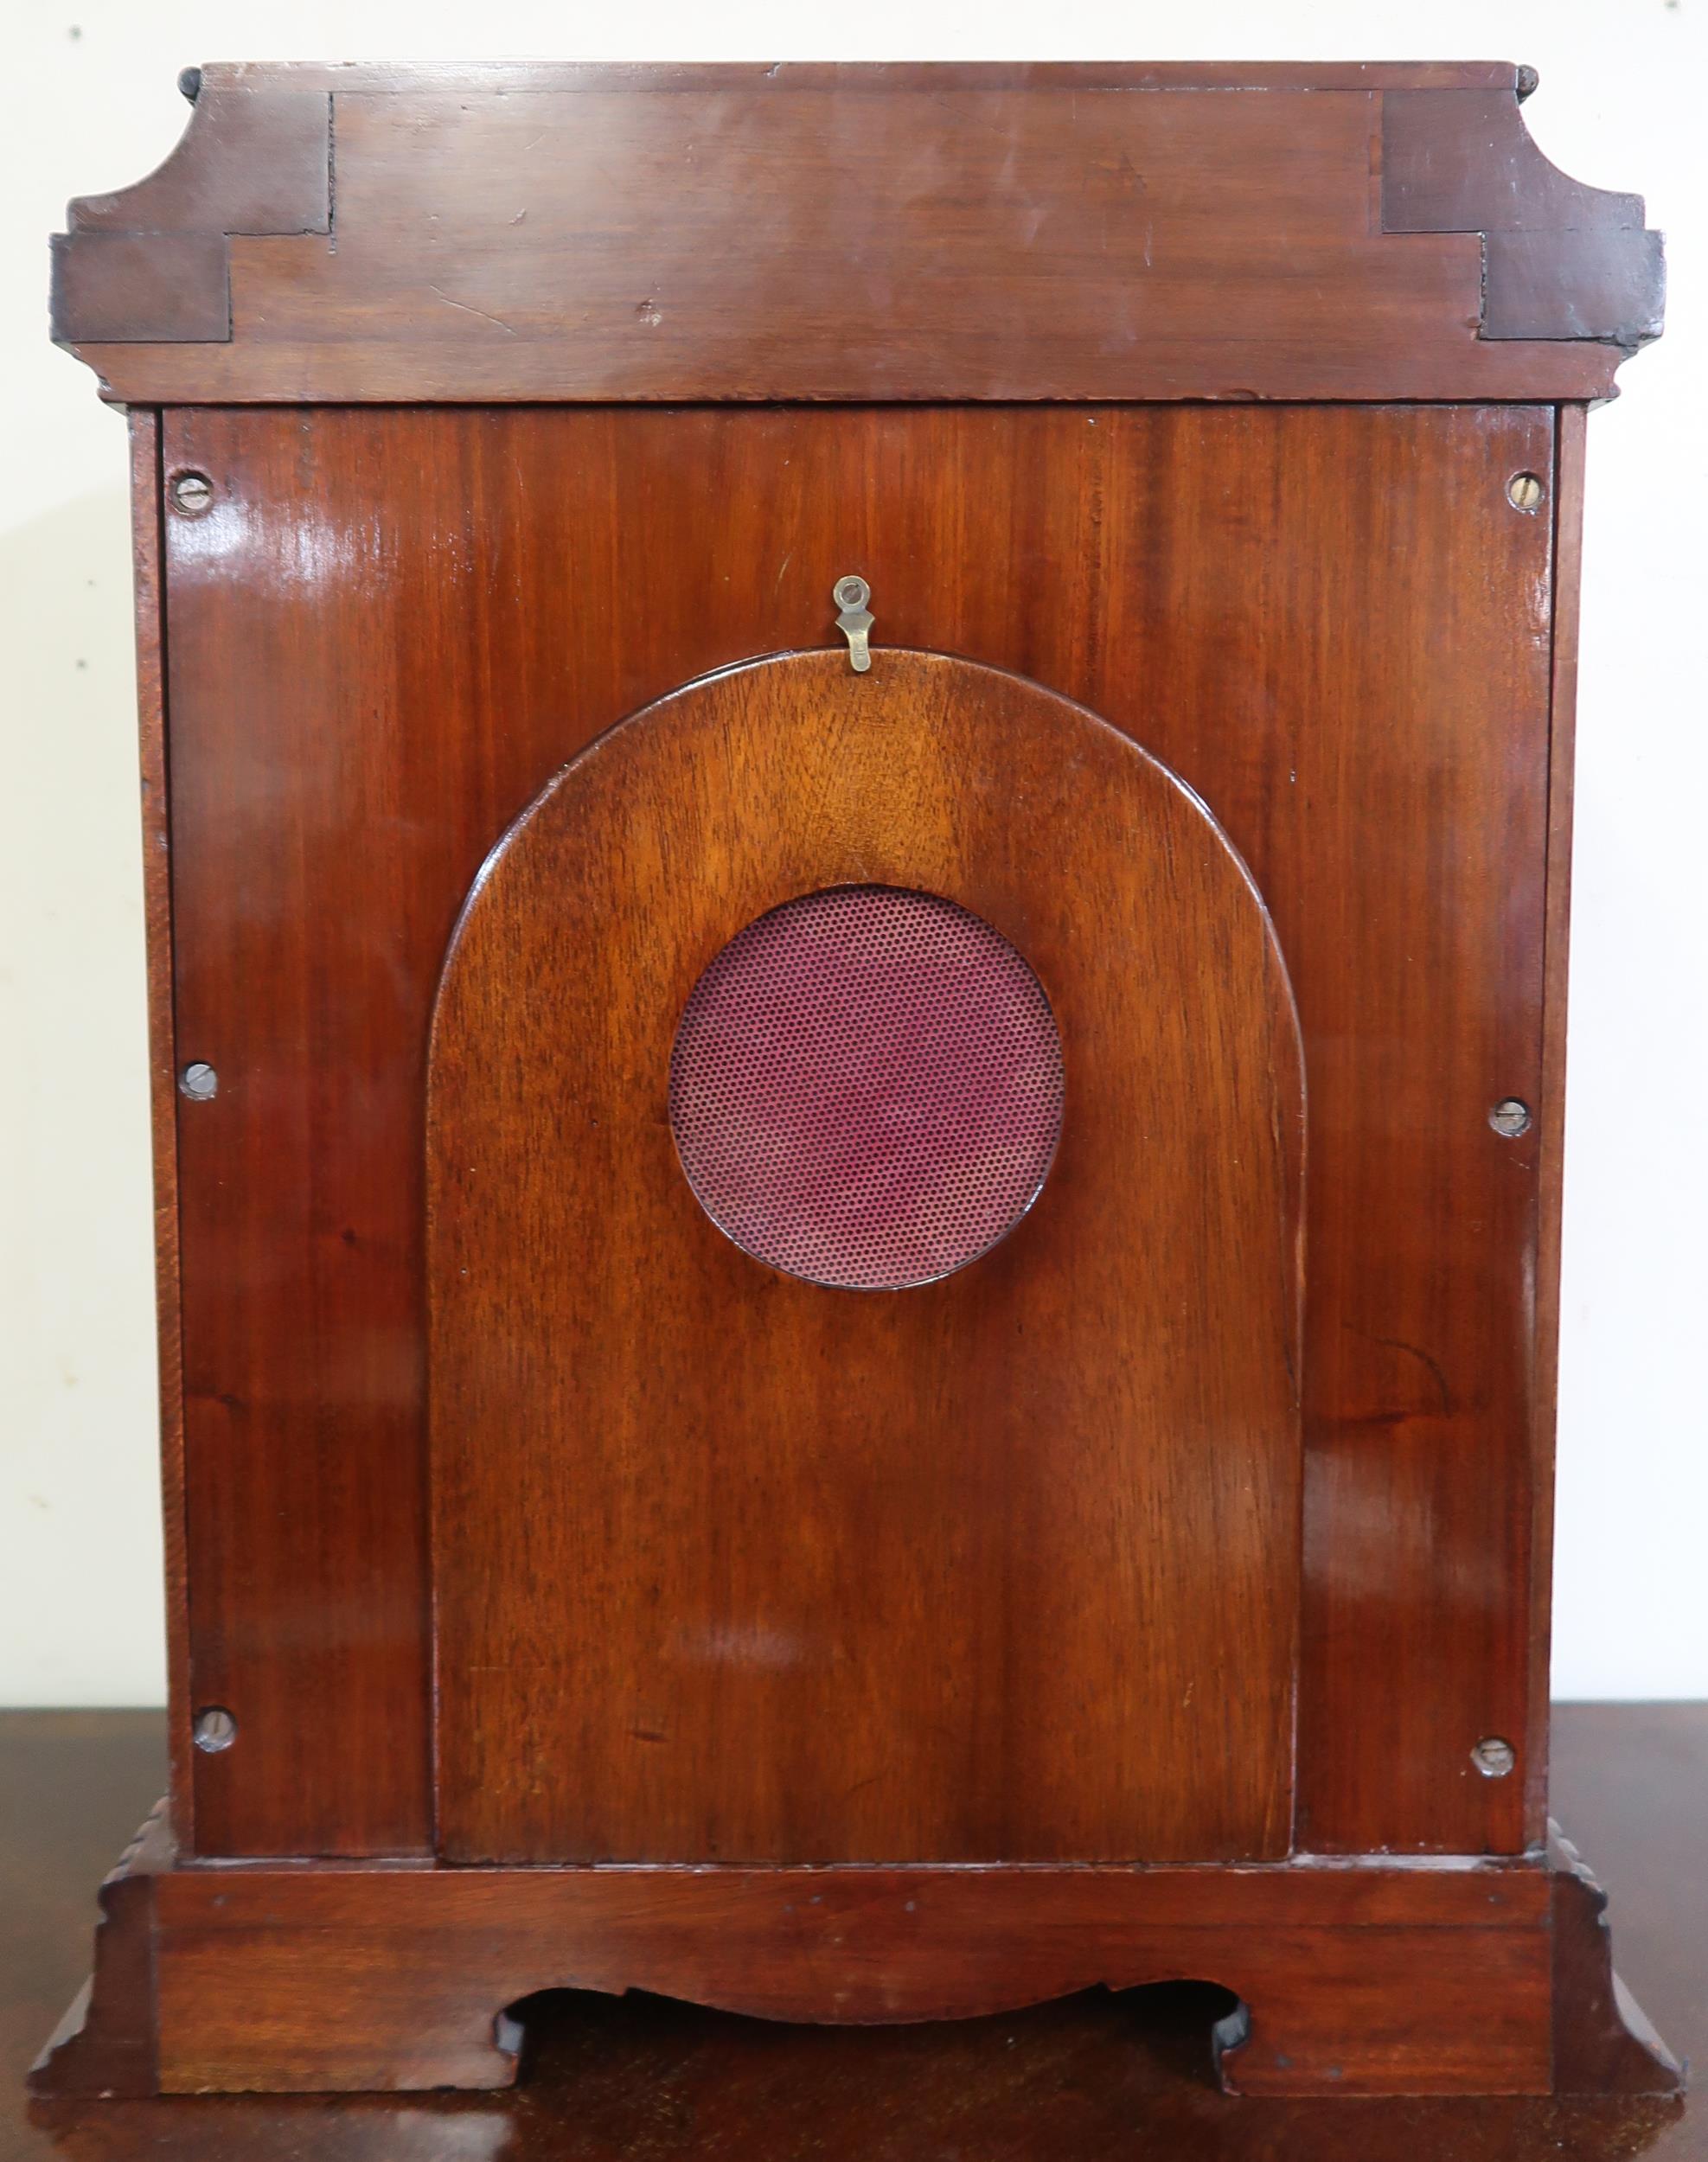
668 886 1064 1289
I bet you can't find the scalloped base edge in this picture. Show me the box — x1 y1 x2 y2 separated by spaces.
31 1810 1683 2099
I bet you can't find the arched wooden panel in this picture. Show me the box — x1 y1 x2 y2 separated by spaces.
427 650 1304 1865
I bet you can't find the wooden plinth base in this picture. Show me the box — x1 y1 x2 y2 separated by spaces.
31 1807 1681 2101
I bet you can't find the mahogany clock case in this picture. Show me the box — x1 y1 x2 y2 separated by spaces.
32 61 1679 2101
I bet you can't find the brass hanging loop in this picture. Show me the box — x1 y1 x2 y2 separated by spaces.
833 575 873 672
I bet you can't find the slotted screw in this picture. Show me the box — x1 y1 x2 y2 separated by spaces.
193 1706 237 1753
1472 1736 1516 1779
1489 1098 1532 1138
170 471 214 515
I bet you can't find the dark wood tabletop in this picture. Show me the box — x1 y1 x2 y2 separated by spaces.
3 1705 1700 2159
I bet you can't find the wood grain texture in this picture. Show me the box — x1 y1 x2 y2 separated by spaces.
36 1820 1678 2101
52 65 1659 403
51 81 329 344
37 1826 1571 2098
427 651 1303 1865
148 1864 1555 2096
1382 91 1664 345
158 401 1556 1858
126 414 194 1852
1525 406 1590 1845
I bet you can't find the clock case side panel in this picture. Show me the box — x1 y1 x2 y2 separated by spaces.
129 411 194 1852
1525 402 1588 1838
153 409 438 1860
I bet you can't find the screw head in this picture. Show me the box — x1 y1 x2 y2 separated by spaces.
193 1705 237 1753
179 1062 218 1101
170 470 214 516
834 575 870 611
1506 471 1545 514
1489 1097 1532 1138
1472 1736 1516 1779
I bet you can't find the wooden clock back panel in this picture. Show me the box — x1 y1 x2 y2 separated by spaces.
158 401 1557 1859
425 653 1304 1865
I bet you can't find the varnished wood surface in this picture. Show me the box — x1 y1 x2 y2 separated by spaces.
51 65 1660 401
28 1794 1672 2100
118 1858 1561 2096
157 402 1556 1859
8 1706 1698 2150
123 418 192 1854
1527 405 1590 1833
428 651 1303 1865
1381 92 1664 345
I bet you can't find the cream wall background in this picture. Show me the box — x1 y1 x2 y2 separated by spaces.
3 0 1704 1704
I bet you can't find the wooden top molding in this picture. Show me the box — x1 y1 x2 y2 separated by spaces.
51 61 1663 404
52 80 329 347
1382 91 1665 346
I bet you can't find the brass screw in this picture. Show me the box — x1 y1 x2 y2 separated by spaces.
1506 472 1545 514
170 470 214 515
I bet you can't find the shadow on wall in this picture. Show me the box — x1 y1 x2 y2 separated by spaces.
0 484 166 1708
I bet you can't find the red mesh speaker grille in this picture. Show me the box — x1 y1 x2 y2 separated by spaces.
668 886 1065 1289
